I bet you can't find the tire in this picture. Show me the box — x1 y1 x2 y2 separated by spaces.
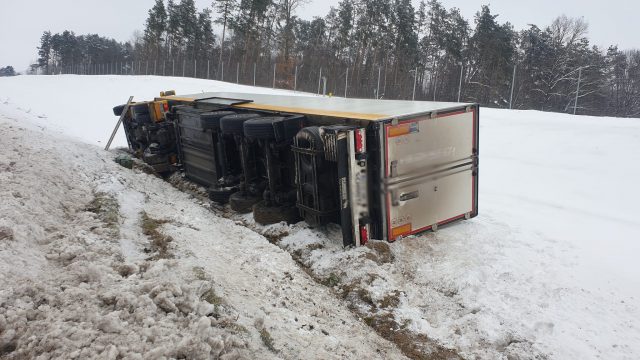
113 104 126 116
201 111 236 131
220 113 261 135
252 201 300 225
228 191 261 213
243 116 285 140
208 186 237 204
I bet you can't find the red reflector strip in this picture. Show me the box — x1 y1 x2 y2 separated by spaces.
163 102 169 112
354 128 365 153
359 225 369 245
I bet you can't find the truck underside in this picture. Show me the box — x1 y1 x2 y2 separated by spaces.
114 92 479 246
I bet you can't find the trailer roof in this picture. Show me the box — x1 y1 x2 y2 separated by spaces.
159 92 474 121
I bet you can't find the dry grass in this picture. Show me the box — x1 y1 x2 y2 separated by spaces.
140 211 173 258
85 192 119 229
0 226 14 242
259 328 276 352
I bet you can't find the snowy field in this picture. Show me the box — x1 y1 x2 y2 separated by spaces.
1 75 639 359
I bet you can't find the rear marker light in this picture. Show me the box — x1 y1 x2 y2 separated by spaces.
359 225 369 245
354 129 365 153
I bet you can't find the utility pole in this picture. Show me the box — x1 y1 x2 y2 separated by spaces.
457 64 464 102
411 67 418 101
574 67 582 115
509 63 517 109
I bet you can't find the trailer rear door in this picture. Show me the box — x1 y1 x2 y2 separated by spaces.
383 106 478 241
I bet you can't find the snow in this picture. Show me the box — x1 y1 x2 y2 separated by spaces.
1 75 640 359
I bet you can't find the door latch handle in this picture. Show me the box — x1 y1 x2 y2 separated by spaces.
399 190 419 202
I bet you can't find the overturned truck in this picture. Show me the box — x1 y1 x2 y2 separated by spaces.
114 91 479 247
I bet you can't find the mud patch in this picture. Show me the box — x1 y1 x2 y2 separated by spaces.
140 211 173 259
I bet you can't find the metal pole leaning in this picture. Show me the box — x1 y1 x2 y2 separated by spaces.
105 96 134 151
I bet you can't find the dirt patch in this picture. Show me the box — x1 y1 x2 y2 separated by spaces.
364 240 395 264
365 313 460 360
140 211 173 259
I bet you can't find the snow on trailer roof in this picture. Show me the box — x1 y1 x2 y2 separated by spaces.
160 92 475 121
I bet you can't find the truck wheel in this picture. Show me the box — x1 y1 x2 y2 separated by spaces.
252 201 300 225
228 191 261 213
220 113 261 135
243 116 285 140
208 186 236 204
201 111 236 131
113 104 127 116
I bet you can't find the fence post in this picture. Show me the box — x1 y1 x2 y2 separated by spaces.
376 67 381 99
509 63 517 109
574 67 582 115
345 68 348 98
182 59 185 77
272 63 276 88
253 63 256 86
433 71 437 101
412 67 418 101
207 60 210 79
194 59 197 78
236 63 239 84
294 65 297 91
317 67 322 94
458 64 464 102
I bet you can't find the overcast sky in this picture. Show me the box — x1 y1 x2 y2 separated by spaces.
1 0 637 72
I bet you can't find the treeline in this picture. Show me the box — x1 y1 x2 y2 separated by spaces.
34 0 640 117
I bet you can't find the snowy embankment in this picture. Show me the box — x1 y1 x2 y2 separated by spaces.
1 75 640 359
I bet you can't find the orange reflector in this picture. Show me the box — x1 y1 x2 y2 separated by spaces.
391 223 412 238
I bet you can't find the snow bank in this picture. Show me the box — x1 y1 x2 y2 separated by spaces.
1 75 639 359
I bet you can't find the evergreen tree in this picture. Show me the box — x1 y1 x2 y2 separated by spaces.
143 0 168 59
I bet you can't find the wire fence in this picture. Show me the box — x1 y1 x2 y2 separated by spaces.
41 58 483 104
39 57 590 114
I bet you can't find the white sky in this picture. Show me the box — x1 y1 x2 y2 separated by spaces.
1 0 637 72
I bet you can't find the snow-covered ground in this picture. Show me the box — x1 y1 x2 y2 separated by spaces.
1 75 639 359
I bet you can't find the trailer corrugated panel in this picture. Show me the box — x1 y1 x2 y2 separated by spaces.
176 107 219 187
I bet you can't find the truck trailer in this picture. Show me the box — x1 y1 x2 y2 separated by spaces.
113 91 479 247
